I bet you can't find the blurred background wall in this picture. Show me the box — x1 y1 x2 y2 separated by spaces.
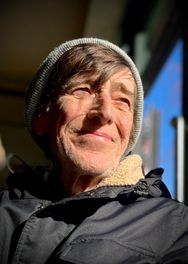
0 0 187 204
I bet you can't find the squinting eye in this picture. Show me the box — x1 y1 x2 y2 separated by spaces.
72 87 91 98
114 97 131 110
119 97 129 104
115 97 129 104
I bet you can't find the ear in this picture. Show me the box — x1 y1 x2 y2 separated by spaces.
32 111 50 136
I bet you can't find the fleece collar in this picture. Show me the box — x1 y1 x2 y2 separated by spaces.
96 154 144 188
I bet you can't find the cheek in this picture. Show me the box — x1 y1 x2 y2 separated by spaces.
55 107 82 140
57 98 92 137
58 99 86 126
55 98 77 124
117 114 133 142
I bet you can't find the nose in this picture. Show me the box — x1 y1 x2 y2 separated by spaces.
87 92 113 125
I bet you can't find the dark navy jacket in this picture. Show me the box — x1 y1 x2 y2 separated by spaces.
0 168 188 264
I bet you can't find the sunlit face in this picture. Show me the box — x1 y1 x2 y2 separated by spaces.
48 68 135 179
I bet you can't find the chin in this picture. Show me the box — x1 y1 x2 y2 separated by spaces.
69 152 119 177
57 140 121 177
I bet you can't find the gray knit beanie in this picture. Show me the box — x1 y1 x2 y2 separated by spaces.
25 37 144 158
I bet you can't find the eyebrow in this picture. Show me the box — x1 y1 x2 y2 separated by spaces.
113 83 135 98
61 77 136 99
61 79 94 91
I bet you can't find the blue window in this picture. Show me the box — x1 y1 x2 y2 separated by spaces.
137 40 183 198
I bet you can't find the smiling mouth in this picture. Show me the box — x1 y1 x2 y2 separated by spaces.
77 130 113 141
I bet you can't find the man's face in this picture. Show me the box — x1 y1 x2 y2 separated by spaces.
48 67 135 178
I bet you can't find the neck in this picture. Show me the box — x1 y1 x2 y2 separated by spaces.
64 174 103 196
54 154 144 196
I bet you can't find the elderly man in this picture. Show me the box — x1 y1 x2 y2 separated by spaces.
0 38 188 263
